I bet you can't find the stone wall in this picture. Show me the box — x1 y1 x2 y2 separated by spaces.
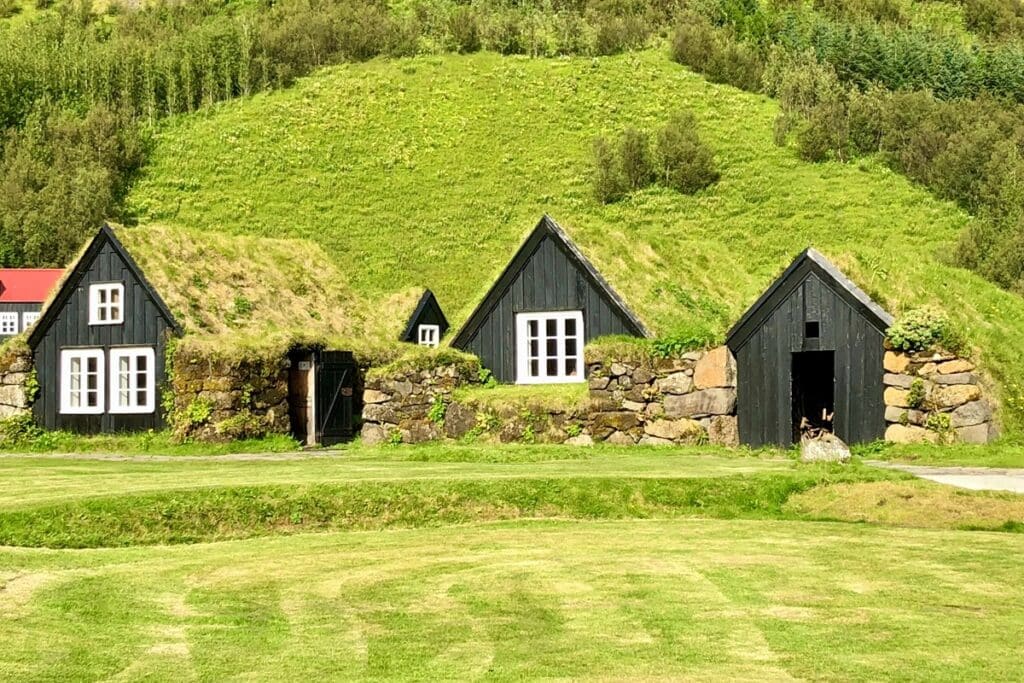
360 346 740 447
882 350 997 444
586 346 739 446
360 362 482 444
170 346 291 442
0 348 33 419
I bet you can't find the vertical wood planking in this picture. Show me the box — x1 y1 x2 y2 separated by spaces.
33 240 173 434
461 235 643 382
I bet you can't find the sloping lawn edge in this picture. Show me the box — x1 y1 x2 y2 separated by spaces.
0 468 892 549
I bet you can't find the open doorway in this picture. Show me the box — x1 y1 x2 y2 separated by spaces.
791 351 835 442
288 350 316 446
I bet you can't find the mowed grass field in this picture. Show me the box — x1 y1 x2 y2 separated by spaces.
127 49 1024 433
1 445 1024 680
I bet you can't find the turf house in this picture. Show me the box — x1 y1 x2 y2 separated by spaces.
725 248 893 447
27 225 183 433
0 268 63 339
18 224 370 442
0 215 998 447
451 215 649 384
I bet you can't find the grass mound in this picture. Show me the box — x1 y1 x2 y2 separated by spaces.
127 50 1024 433
0 468 889 548
786 480 1024 531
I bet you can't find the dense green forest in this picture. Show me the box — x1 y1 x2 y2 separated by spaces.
0 0 1023 292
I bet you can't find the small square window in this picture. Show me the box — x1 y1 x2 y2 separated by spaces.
418 324 440 348
89 283 124 326
22 311 40 330
0 312 18 335
805 321 820 338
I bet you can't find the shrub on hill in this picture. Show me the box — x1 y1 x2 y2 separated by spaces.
591 136 626 203
593 113 719 202
670 13 763 92
449 6 482 53
619 127 655 190
767 54 1024 289
656 111 720 193
963 0 1024 39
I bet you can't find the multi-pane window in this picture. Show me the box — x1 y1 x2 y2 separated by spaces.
515 311 584 384
21 311 40 330
109 348 155 414
418 324 440 348
0 312 18 335
60 349 105 414
89 283 124 325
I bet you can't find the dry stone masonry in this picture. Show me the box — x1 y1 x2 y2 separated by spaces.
361 362 483 444
586 346 739 447
882 350 996 444
361 346 740 446
0 349 33 419
360 346 997 448
171 347 291 442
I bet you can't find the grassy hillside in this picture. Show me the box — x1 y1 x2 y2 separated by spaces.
127 49 1024 433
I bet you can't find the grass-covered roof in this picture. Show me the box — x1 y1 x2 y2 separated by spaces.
116 225 418 352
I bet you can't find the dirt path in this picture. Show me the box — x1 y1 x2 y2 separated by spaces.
0 451 330 462
868 461 1024 494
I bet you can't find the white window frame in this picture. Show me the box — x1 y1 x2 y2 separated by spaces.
60 348 105 415
89 283 125 326
515 310 585 384
109 347 156 414
418 324 440 348
0 312 18 335
21 311 40 330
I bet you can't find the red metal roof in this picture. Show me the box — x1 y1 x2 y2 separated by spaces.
0 269 64 303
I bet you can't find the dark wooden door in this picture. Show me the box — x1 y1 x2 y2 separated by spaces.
315 351 358 445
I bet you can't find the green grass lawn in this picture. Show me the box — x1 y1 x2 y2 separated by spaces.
0 445 790 510
2 518 1023 680
126 49 1024 436
0 445 1022 678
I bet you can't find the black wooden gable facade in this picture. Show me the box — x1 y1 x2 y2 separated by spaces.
451 215 648 383
29 225 181 433
725 248 893 447
400 289 449 345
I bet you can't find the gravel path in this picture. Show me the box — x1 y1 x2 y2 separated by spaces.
868 461 1024 494
0 451 330 462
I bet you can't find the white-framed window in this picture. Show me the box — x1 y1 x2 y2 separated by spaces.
418 324 440 348
515 310 585 384
0 312 18 335
89 283 124 325
109 347 156 414
22 311 40 330
60 349 105 414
